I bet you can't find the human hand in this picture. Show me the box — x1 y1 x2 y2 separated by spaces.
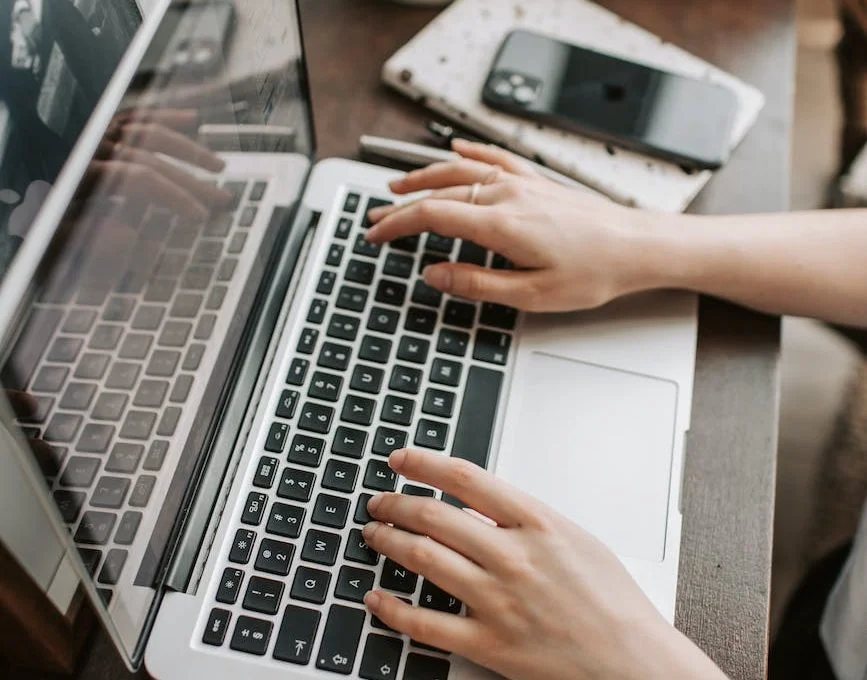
362 449 726 680
366 139 670 313
6 390 59 475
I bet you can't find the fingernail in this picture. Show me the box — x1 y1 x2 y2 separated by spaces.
389 448 408 470
362 521 381 540
423 266 451 291
388 177 405 190
367 494 384 513
365 227 380 243
368 206 385 221
364 591 382 611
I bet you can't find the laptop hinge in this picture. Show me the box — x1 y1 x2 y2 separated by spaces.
164 208 321 593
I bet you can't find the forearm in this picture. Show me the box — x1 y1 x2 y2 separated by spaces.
635 209 867 327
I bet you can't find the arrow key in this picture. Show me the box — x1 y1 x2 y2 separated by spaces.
359 633 402 680
273 604 321 665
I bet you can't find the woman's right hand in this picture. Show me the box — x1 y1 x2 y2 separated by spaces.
366 140 675 313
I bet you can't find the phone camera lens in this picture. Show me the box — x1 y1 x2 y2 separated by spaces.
509 74 526 87
512 84 537 105
492 78 514 98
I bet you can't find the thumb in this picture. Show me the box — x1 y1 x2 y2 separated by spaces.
423 262 541 309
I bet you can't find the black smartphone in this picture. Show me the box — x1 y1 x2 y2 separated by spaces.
482 29 740 170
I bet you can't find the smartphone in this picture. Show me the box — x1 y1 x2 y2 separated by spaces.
482 30 740 170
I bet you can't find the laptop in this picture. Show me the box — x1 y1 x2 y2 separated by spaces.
0 1 697 678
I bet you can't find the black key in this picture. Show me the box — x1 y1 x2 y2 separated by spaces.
266 423 288 459
170 293 203 318
491 254 514 270
332 426 367 459
143 441 169 471
54 490 85 523
129 475 156 507
299 402 334 434
223 180 248 208
60 382 96 410
45 413 82 443
278 468 316 502
216 568 244 605
337 285 368 312
242 492 268 525
390 235 419 253
147 349 180 377
480 302 518 330
363 198 392 227
322 459 359 493
402 484 435 497
115 511 142 545
309 372 343 402
255 538 294 576
38 444 66 476
430 358 461 387
230 615 272 656
290 566 331 605
383 252 414 279
289 434 325 468
195 314 217 340
316 605 366 674
251 181 268 202
78 548 102 576
203 608 231 647
350 365 384 394
158 404 183 437
419 252 448 275
77 423 114 453
353 234 381 259
367 307 400 334
404 653 451 680
318 270 338 295
359 634 403 680
473 329 512 365
97 548 127 585
145 279 175 304
449 365 504 483
359 335 392 364
345 528 379 566
381 395 414 426
227 233 247 256
397 336 430 364
312 493 350 529
326 244 345 267
327 314 360 341
75 511 116 545
91 477 130 509
133 380 167 408
60 456 100 487
335 565 375 603
411 280 442 308
301 529 341 565
276 390 300 418
388 365 422 395
266 502 305 539
75 353 109 380
354 494 374 525
405 307 437 335
422 389 456 418
415 419 449 451
238 208 257 229
443 300 476 328
253 456 280 488
380 558 418 594
106 362 140 390
363 459 397 492
346 259 376 286
373 427 407 456
375 279 406 307
344 192 361 213
341 394 375 426
49 336 84 362
131 305 165 331
274 605 321 665
437 328 470 357
457 241 488 266
297 327 319 355
182 264 214 290
335 217 353 240
287 358 310 386
425 234 455 255
243 575 284 615
64 309 97 334
419 580 462 614
206 286 227 311
318 342 352 371
32 365 68 393
307 298 328 324
370 597 412 633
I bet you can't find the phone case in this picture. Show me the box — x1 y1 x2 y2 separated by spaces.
382 0 765 213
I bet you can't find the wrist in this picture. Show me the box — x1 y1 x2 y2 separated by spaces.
620 618 728 680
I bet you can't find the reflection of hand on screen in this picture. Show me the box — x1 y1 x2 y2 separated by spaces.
6 389 60 476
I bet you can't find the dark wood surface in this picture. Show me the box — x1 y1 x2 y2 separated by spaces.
12 1 792 678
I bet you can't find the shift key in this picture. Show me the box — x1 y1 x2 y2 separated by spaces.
316 604 365 674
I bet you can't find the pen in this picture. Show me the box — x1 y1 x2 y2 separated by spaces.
359 134 606 198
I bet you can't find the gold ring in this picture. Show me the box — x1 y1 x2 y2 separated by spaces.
469 183 482 205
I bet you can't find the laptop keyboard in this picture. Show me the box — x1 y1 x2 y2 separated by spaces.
202 190 518 678
13 178 270 605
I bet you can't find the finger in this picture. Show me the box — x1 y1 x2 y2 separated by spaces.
28 439 58 476
118 122 225 172
371 184 501 223
423 262 543 309
366 492 506 567
364 590 483 657
452 138 537 177
388 159 508 197
389 449 546 528
111 109 199 133
362 521 489 607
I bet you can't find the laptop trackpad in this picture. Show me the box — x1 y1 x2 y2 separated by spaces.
496 352 678 562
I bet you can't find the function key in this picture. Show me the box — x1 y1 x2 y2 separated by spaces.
473 329 512 365
276 390 300 419
274 605 321 665
309 372 343 402
375 279 407 307
317 270 337 295
419 252 448 275
315 605 366 673
419 580 462 614
397 336 430 364
380 558 418 594
337 285 368 312
383 252 414 279
372 427 407 456
277 468 316 502
405 307 437 335
254 538 295 577
353 234 382 259
287 358 310 386
430 358 462 387
265 423 289 453
289 434 325 468
216 567 244 605
335 217 353 240
363 459 397 492
367 306 400 334
229 615 272 656
202 608 231 647
359 634 403 680
425 234 455 255
411 280 442 309
334 565 375 604
327 314 361 342
381 395 415 426
318 342 352 371
229 528 256 564
350 365 384 395
253 456 279 488
345 528 379 566
326 244 345 267
359 336 392 364
344 192 361 213
266 502 306 539
437 328 470 357
332 426 368 459
243 575 284 615
443 300 476 328
97 548 127 585
363 198 393 227
307 298 328 324
480 302 518 330
322 459 360 494
298 402 335 434
415 419 449 451
390 235 419 253
297 327 319 355
404 653 451 680
422 389 456 418
115 510 142 544
290 566 331 606
345 259 376 285
241 492 268 525
457 241 488 266
312 494 350 529
301 528 341 566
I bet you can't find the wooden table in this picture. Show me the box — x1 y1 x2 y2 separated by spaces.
19 1 793 678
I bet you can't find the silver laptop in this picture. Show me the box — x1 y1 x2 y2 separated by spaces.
0 1 697 678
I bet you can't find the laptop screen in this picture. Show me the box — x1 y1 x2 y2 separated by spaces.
0 0 314 669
